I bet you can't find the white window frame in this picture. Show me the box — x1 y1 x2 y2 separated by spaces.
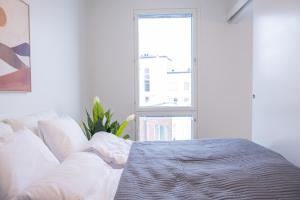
133 9 198 140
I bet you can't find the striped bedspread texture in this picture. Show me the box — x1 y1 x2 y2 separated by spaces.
114 139 300 200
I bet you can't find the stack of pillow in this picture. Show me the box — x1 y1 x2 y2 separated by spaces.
0 111 133 200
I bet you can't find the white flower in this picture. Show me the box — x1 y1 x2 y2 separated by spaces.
93 96 100 105
126 114 135 121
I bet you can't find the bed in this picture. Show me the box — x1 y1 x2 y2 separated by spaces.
1 112 300 200
115 139 300 200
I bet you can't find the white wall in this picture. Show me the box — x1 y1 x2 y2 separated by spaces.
0 0 87 120
198 0 253 139
252 0 300 167
87 0 253 139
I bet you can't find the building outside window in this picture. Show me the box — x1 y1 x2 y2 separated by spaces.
144 68 150 92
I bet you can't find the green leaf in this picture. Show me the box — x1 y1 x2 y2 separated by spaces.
86 110 93 127
94 118 106 133
123 134 130 140
104 110 113 130
82 122 91 140
116 120 129 137
106 126 111 133
93 100 105 123
110 121 120 135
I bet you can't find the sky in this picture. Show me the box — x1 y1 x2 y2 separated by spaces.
138 16 192 71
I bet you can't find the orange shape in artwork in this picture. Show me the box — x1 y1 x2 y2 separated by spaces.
0 6 7 27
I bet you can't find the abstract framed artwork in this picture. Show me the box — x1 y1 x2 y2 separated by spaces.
0 0 31 92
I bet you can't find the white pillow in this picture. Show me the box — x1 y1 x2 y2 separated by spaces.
0 129 59 200
0 122 13 136
15 152 120 200
4 110 58 137
38 117 88 162
81 132 133 168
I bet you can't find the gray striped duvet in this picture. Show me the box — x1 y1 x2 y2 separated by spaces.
114 139 300 200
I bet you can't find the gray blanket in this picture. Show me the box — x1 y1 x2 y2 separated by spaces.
114 139 300 200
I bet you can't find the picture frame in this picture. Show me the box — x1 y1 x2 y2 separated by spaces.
0 0 31 92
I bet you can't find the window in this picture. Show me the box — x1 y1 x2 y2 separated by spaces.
144 68 150 92
139 116 193 141
155 125 168 140
135 10 197 141
184 82 190 91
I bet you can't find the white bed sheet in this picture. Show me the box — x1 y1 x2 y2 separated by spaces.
87 166 123 200
15 152 123 200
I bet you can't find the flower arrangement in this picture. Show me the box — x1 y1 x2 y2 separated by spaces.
82 96 135 140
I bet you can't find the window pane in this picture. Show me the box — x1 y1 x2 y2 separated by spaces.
139 116 192 141
138 14 192 107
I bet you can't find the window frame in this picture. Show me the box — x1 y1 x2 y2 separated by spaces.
133 9 198 140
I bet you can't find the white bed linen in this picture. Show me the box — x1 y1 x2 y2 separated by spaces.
38 116 88 162
0 122 13 136
3 111 58 137
85 165 122 200
15 152 122 200
81 132 133 168
0 129 59 200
